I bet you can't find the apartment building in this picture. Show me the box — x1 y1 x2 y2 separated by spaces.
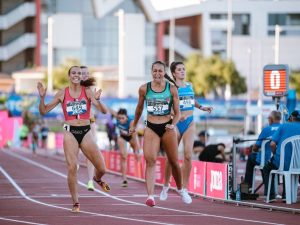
1 0 299 98
0 0 40 74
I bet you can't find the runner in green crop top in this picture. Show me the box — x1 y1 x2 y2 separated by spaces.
129 61 187 207
145 81 173 116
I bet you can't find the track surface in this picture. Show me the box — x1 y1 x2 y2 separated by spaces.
0 149 299 225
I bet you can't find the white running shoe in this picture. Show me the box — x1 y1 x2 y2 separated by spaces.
159 185 170 201
178 188 192 204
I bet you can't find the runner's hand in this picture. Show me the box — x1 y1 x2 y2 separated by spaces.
94 88 102 100
165 124 175 130
37 82 47 98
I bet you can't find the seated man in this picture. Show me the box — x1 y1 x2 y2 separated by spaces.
244 110 281 190
263 110 300 202
193 130 209 159
198 143 226 163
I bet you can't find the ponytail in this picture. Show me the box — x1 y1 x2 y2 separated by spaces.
80 77 96 87
164 73 178 89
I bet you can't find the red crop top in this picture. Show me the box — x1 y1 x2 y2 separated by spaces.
62 87 91 121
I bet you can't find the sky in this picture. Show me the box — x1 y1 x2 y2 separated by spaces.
150 0 204 11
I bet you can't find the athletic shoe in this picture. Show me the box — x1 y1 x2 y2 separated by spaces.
159 185 170 201
145 196 155 207
93 176 111 192
178 188 192 204
87 180 94 191
71 202 80 213
121 180 128 187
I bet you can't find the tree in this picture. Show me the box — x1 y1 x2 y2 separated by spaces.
184 53 247 98
45 58 81 90
290 70 300 98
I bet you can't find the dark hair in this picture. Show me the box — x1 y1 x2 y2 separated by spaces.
217 143 226 148
198 130 209 137
80 77 95 87
170 61 184 74
80 66 88 69
164 73 179 88
68 66 80 75
151 61 166 71
290 110 300 121
117 108 127 116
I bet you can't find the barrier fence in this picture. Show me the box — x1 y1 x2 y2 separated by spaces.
101 151 230 200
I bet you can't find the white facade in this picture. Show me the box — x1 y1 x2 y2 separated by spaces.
140 0 300 99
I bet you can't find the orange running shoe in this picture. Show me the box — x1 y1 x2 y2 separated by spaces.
93 176 111 192
71 202 80 213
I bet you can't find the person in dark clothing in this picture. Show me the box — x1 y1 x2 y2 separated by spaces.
193 130 209 159
198 143 226 163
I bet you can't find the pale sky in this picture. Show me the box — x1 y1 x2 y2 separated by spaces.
150 0 203 11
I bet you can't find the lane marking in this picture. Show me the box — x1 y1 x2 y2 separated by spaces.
0 167 177 225
0 216 48 225
3 151 286 225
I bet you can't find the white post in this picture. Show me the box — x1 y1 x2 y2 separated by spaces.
225 0 232 101
169 17 175 65
226 0 232 61
47 17 53 93
274 24 281 64
245 47 252 133
118 9 125 98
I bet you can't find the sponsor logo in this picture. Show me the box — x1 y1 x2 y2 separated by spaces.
210 170 223 192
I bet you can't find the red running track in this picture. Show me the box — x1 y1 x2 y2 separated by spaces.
0 148 298 225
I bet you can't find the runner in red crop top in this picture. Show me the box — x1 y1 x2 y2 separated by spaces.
37 65 110 212
62 86 91 121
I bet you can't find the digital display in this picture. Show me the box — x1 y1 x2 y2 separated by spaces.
263 65 289 97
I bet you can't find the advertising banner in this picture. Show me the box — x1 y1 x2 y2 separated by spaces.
206 162 228 199
155 157 166 184
188 161 206 195
0 110 8 147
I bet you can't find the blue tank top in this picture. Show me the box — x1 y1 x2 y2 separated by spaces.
178 82 195 111
145 82 172 116
116 117 133 136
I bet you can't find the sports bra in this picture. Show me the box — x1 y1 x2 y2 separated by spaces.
62 86 91 121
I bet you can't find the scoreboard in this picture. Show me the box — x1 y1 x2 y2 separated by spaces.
263 64 289 97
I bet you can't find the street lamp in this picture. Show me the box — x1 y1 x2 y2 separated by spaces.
274 24 281 64
115 9 125 98
225 0 232 101
169 17 175 66
47 16 53 93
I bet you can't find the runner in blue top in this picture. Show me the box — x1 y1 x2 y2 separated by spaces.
160 61 213 203
263 110 300 202
244 110 281 189
109 108 140 187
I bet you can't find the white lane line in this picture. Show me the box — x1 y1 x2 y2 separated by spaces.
4 151 286 225
0 216 47 225
0 166 177 225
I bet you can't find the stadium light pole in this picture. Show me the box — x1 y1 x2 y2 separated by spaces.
225 0 232 101
169 17 175 66
116 9 125 98
47 16 53 93
245 47 252 134
274 24 281 64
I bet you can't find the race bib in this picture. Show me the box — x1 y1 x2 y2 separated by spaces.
147 101 169 115
66 100 87 116
179 96 194 110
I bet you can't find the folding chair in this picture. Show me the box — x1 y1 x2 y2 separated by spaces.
266 135 300 204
